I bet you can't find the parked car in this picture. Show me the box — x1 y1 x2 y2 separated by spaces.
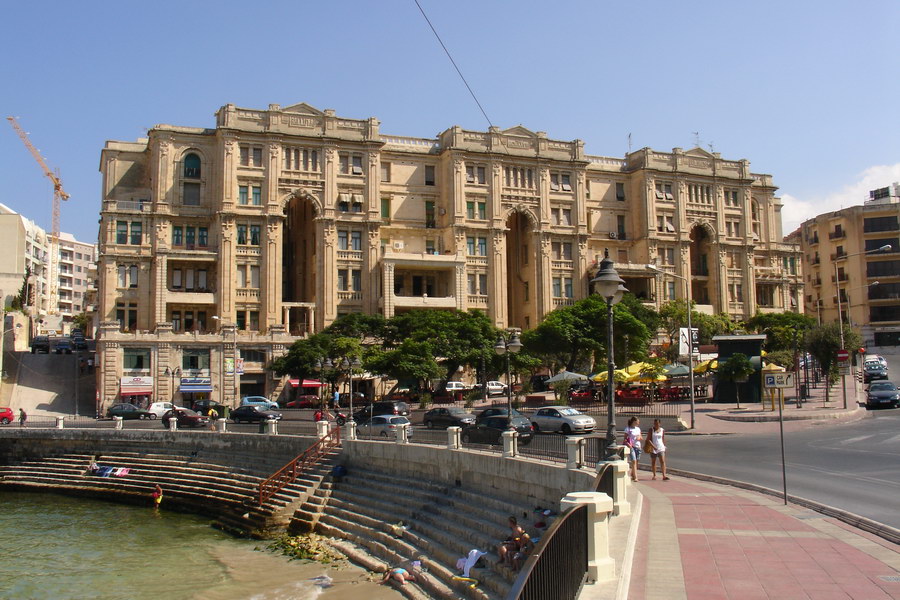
530 406 596 434
461 415 533 446
147 402 180 418
283 394 319 409
31 336 51 354
476 407 526 421
866 381 899 409
356 415 413 438
530 374 550 392
383 388 421 403
423 407 476 429
863 362 889 383
54 339 73 354
192 400 227 415
161 408 210 428
72 335 88 350
240 396 279 410
865 354 888 368
443 381 469 392
353 401 410 421
0 407 13 425
484 381 508 396
230 405 283 423
107 403 155 420
568 388 595 403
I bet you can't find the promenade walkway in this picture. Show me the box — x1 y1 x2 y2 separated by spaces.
628 476 900 599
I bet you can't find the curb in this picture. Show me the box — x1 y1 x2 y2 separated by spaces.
708 405 864 423
661 467 900 546
615 490 642 600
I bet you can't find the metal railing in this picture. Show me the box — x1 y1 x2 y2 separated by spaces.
507 504 588 600
257 425 340 505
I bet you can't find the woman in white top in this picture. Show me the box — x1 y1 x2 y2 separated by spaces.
649 419 669 480
624 417 642 481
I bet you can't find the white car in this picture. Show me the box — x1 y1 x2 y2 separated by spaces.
356 415 413 438
531 406 596 434
482 381 508 396
147 402 182 418
444 381 469 392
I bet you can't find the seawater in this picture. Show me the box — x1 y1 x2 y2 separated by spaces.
0 492 401 600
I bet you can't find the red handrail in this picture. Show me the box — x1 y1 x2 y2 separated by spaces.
257 425 341 505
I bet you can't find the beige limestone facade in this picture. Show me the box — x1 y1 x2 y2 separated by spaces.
95 101 802 412
798 183 900 350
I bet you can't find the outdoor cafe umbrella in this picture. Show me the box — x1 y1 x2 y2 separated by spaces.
591 369 630 382
545 370 589 384
694 359 718 374
624 362 654 376
663 363 691 377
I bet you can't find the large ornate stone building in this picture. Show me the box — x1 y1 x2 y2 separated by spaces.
95 101 802 411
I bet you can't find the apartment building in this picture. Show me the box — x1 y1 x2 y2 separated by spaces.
95 101 802 412
799 183 900 349
0 204 51 320
54 233 97 321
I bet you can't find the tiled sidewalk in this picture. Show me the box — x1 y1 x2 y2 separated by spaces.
628 477 900 599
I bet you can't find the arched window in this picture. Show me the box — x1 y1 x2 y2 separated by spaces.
184 153 201 178
129 265 139 288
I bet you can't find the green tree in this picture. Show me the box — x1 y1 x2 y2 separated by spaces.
745 311 816 352
716 353 755 408
11 267 29 311
659 299 736 358
804 322 861 404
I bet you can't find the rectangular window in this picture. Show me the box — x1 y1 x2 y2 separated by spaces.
237 225 247 245
172 226 183 246
351 231 362 251
339 154 349 174
252 147 262 167
425 165 435 186
130 222 142 245
551 207 560 225
479 273 487 295
666 281 676 300
467 201 475 220
477 201 486 220
236 311 246 330
238 185 248 205
117 266 127 288
337 230 348 250
655 182 674 201
476 166 486 184
240 146 249 166
250 225 260 245
467 274 476 295
550 173 559 191
561 174 572 192
562 209 572 226
183 182 200 205
237 266 247 288
337 269 348 291
172 268 182 289
553 277 562 298
251 186 261 205
123 348 151 371
352 269 361 291
477 237 487 256
381 162 391 182
467 237 475 255
425 201 435 228
250 265 259 288
425 239 435 254
198 269 208 289
381 197 391 220
249 311 259 331
182 349 211 371
617 215 626 238
351 155 363 175
616 182 626 201
865 238 898 252
198 227 208 246
116 221 128 244
524 281 529 302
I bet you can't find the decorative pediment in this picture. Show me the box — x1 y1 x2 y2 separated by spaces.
281 103 325 116
685 147 715 158
502 125 537 138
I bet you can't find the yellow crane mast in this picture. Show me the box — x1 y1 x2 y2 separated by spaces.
6 116 70 315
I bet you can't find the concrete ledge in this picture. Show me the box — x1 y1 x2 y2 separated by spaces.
707 404 864 423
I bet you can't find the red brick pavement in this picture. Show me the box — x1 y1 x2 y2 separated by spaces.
628 478 900 600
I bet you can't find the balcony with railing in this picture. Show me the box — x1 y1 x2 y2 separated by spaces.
828 229 845 240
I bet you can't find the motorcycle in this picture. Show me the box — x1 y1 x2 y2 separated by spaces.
334 411 348 426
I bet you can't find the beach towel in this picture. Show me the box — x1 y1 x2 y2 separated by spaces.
458 549 487 578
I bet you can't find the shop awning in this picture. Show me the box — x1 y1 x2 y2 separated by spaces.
289 378 324 388
180 383 213 393
120 386 152 395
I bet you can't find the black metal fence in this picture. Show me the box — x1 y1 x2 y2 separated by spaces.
507 503 588 600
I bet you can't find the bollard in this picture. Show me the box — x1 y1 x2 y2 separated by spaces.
265 419 278 435
345 419 357 441
565 436 586 470
56 416 65 430
216 418 227 433
396 423 409 444
447 426 461 450
114 416 124 430
316 420 330 439
168 416 177 431
501 429 518 458
560 491 616 583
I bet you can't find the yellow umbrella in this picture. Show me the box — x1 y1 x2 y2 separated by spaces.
762 361 785 372
630 373 668 383
592 369 630 382
624 362 653 375
694 359 718 374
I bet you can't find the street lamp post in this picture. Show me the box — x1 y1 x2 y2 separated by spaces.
593 249 627 460
164 366 181 404
341 356 362 422
833 245 891 410
494 332 522 429
647 264 696 429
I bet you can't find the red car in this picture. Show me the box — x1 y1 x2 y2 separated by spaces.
284 394 319 409
0 407 13 425
568 389 595 402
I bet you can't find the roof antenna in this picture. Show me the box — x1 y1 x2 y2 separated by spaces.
627 132 632 154
692 132 701 148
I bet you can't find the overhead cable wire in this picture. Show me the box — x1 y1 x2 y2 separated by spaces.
413 0 494 129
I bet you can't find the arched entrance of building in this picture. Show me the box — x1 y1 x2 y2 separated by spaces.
282 193 318 335
689 224 714 307
505 210 538 330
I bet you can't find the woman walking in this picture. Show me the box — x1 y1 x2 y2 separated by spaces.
648 419 669 480
624 417 642 481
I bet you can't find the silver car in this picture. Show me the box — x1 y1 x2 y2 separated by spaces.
531 406 596 434
356 415 413 438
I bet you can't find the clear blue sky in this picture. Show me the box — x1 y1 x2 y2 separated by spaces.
2 1 898 243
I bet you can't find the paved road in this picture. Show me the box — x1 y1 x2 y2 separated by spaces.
671 407 900 530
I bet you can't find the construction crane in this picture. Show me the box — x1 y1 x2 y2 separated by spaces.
7 116 70 316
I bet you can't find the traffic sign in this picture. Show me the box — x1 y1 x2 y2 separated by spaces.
837 349 849 361
764 373 795 388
